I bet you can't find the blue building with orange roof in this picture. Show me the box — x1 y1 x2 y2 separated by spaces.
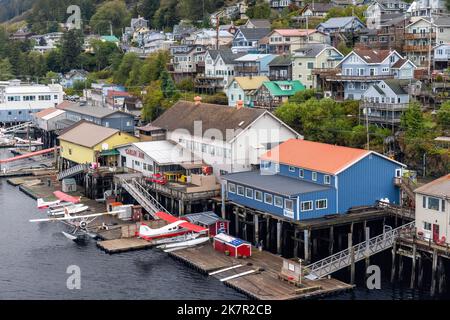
223 139 406 221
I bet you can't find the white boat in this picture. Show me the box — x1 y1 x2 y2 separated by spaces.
157 237 209 250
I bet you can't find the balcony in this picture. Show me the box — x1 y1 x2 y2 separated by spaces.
403 45 431 52
404 32 436 40
360 102 409 111
234 65 259 74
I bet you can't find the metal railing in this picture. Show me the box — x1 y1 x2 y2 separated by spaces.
0 122 33 134
57 164 88 180
304 221 415 279
120 178 168 219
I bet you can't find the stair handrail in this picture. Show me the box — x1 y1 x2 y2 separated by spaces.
305 221 415 278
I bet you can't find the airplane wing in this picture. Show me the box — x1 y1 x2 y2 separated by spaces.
53 191 81 204
30 210 124 223
155 211 208 233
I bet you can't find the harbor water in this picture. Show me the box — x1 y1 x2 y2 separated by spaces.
0 148 446 300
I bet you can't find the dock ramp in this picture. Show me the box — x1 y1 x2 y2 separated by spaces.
119 178 168 219
304 221 415 280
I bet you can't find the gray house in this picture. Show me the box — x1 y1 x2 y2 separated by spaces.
57 102 135 133
360 79 411 128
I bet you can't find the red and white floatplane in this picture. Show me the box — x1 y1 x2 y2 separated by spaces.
138 212 210 251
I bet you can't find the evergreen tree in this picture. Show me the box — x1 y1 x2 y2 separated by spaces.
60 29 84 72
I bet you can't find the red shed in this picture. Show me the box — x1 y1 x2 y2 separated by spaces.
213 233 251 258
182 211 229 237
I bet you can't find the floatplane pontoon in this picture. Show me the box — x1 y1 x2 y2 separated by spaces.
137 211 209 249
30 207 123 242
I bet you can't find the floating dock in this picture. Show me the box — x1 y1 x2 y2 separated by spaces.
97 238 154 253
168 242 353 300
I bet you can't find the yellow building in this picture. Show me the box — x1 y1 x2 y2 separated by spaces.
58 121 139 166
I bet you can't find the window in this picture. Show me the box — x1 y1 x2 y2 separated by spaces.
442 200 445 212
316 199 327 209
422 196 426 208
143 163 147 170
307 62 314 69
264 193 273 205
299 169 304 178
428 197 440 211
312 172 317 181
274 196 283 208
324 175 331 184
237 185 245 196
289 166 295 172
301 201 313 211
228 183 236 193
424 222 431 231
255 190 263 202
245 188 253 199
284 199 293 212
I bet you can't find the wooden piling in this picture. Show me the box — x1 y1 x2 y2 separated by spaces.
304 229 310 264
293 228 299 258
418 254 423 288
431 249 438 296
276 220 282 255
438 257 445 294
398 255 404 281
254 214 259 244
266 216 270 252
410 243 417 289
349 233 355 285
365 227 370 271
234 208 239 237
329 226 334 255
391 242 397 283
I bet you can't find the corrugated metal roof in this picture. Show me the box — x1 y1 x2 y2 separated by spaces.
415 174 450 198
262 81 306 96
224 170 330 197
183 211 221 225
261 139 370 175
57 121 119 148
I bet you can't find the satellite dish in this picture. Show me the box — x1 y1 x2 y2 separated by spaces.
101 143 109 150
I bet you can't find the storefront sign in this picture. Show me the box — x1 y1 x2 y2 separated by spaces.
125 148 144 159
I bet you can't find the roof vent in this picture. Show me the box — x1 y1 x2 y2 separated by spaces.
194 96 202 105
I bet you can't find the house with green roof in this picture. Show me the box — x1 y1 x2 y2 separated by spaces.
101 35 120 45
254 80 306 109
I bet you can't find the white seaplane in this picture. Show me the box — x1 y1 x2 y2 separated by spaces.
30 208 123 242
138 211 209 250
37 191 81 209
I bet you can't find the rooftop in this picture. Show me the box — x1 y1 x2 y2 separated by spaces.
224 170 330 197
58 102 133 119
261 139 371 175
319 16 365 29
272 29 319 37
151 100 266 142
127 140 201 165
352 48 393 63
233 76 270 90
262 81 306 96
246 19 272 29
415 174 450 198
238 28 271 41
57 121 120 148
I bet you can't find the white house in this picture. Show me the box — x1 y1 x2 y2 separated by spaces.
149 98 301 178
203 49 245 90
0 80 64 123
433 43 450 70
415 174 450 244
226 76 269 107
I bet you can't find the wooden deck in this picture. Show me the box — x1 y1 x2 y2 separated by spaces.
168 243 353 300
97 238 154 253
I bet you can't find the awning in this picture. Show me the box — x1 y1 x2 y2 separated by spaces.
100 149 120 156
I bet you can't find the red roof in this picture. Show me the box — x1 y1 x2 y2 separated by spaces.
155 212 208 233
353 48 392 63
261 139 370 175
34 108 58 118
107 90 130 98
273 29 318 37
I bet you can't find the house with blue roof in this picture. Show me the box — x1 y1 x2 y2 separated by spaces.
317 17 366 34
224 139 405 221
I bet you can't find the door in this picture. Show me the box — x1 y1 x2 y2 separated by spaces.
433 224 440 242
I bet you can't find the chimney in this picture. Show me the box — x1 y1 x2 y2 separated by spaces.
236 100 244 110
194 96 202 105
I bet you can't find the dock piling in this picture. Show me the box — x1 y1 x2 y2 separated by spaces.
304 229 310 264
254 214 259 244
329 226 334 255
276 220 282 255
348 233 355 285
410 243 417 289
391 242 397 283
431 249 438 296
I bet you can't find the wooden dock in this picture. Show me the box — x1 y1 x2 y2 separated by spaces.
168 243 353 300
97 238 154 253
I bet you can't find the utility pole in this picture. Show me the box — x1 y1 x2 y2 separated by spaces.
216 16 220 50
365 105 370 150
428 12 433 78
